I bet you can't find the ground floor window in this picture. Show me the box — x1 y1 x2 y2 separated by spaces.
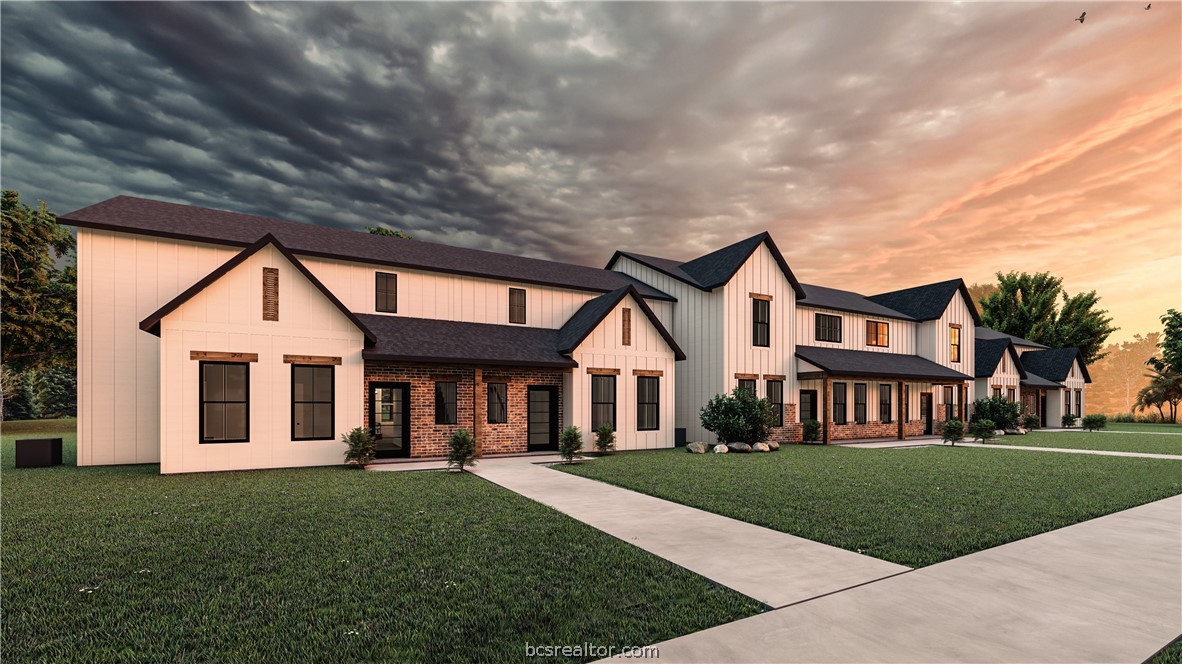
201 361 249 443
435 382 457 425
879 384 892 424
1064 391 1071 417
1076 390 1082 416
1008 388 1016 402
292 364 334 440
737 378 756 396
853 383 867 424
767 380 784 426
993 387 1002 399
591 374 616 430
800 390 817 422
943 386 954 421
833 383 847 425
636 376 659 431
487 382 507 424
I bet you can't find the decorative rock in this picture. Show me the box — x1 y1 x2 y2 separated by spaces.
686 442 709 454
726 442 752 453
1016 428 1028 435
993 430 1006 437
752 442 771 452
766 440 781 451
712 444 729 454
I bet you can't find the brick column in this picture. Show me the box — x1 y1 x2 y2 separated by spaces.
473 368 483 456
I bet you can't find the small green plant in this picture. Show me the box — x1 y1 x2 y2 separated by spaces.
1082 414 1107 432
341 427 376 468
941 418 965 446
1022 413 1040 430
559 425 583 464
1061 413 1078 428
700 388 775 444
802 419 822 443
971 396 1020 430
447 429 477 472
593 422 616 455
969 419 995 443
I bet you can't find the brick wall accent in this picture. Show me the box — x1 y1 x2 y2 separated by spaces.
363 362 564 458
770 403 802 444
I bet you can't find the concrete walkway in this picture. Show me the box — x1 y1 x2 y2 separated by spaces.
628 495 1182 663
470 460 908 608
954 441 1182 460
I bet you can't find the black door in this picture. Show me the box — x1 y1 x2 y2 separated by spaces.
370 382 411 458
527 386 559 451
1040 392 1047 428
920 392 933 435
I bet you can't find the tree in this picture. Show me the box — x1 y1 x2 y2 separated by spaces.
966 282 998 311
447 429 477 472
979 271 1116 364
366 225 413 239
1087 333 1159 413
941 419 965 445
699 388 775 444
558 426 583 464
2 191 77 371
1148 309 1182 375
593 422 616 454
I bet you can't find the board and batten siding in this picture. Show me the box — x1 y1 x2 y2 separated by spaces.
158 244 365 474
795 307 917 354
915 292 977 403
722 243 798 399
77 229 242 465
975 349 1021 400
609 256 723 443
1064 359 1087 419
566 292 678 450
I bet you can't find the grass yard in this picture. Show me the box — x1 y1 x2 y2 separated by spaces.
985 429 1182 456
558 445 1182 568
1 422 761 662
1105 422 1182 434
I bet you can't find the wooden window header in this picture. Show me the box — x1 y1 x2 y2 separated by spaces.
262 267 279 322
734 373 758 380
283 354 342 365
191 351 258 362
749 292 773 301
586 367 621 375
762 374 786 380
632 369 664 377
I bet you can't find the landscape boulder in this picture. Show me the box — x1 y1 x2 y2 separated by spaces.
766 441 781 451
686 442 709 454
712 444 729 454
726 442 752 453
752 442 771 453
993 430 1006 437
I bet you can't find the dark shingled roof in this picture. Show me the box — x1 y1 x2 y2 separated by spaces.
798 283 915 320
606 232 806 298
1020 372 1063 389
974 337 1026 379
795 346 972 382
139 234 376 343
61 196 673 301
1017 348 1092 383
868 279 983 325
975 326 1048 349
358 315 577 368
556 286 685 360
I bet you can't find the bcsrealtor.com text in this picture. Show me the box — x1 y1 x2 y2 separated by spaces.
525 642 660 659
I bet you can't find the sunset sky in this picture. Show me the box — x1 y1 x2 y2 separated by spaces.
2 2 1178 341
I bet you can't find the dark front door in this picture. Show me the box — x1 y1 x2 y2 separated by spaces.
920 392 933 435
1040 392 1047 428
371 382 411 458
527 386 559 451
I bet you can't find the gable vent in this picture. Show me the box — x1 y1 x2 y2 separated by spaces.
622 307 632 346
263 267 279 321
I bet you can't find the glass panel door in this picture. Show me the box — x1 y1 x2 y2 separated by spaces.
528 386 558 450
371 383 410 458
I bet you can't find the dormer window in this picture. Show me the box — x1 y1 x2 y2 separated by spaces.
816 313 842 343
375 272 397 313
509 288 526 324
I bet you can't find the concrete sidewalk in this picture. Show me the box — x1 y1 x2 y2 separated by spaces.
955 441 1182 460
471 460 908 608
630 495 1182 663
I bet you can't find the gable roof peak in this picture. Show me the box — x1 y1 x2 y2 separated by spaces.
867 277 982 325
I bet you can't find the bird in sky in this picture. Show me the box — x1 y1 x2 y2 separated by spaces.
1075 11 1087 22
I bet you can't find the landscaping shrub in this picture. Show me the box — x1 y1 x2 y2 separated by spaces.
969 419 995 443
802 419 822 443
593 422 616 455
941 418 965 446
447 429 477 472
1082 414 1107 432
341 427 376 468
700 388 775 444
559 426 583 464
970 396 1020 430
1062 413 1078 428
1022 413 1040 430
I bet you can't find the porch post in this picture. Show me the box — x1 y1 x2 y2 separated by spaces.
898 380 906 440
822 374 831 445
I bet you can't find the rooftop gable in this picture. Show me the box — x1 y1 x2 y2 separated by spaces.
975 337 1027 379
868 278 983 326
556 286 686 360
1018 348 1092 383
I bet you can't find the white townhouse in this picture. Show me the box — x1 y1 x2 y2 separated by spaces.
63 196 1090 472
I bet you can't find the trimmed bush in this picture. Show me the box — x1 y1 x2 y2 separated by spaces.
447 429 477 472
970 396 1020 430
1062 413 1078 428
700 388 775 444
1022 413 1040 430
1082 414 1107 432
593 422 616 455
969 419 995 443
941 419 965 446
341 427 376 468
802 419 822 443
559 426 583 464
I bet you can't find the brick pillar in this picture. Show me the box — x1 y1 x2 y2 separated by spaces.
473 368 483 456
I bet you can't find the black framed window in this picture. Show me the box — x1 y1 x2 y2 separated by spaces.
1008 388 1016 402
292 365 334 440
1064 391 1072 417
816 313 842 343
993 387 1002 398
879 384 892 424
949 325 962 362
435 382 457 425
752 299 770 347
636 376 660 431
375 272 397 313
944 386 955 421
1076 390 1082 416
200 361 249 443
509 288 526 324
737 379 756 396
800 390 817 422
854 383 867 424
591 375 616 430
767 380 784 426
866 321 889 347
487 383 507 424
832 382 847 425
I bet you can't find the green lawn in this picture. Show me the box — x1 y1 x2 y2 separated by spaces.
1151 638 1182 664
2 422 761 662
1105 422 1182 433
985 430 1182 456
558 445 1182 568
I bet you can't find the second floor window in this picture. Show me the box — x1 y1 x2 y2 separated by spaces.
509 288 526 324
752 299 770 347
949 324 962 362
376 272 397 313
816 313 842 343
866 321 889 347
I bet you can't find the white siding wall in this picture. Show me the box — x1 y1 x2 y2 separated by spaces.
796 307 917 354
975 349 1022 401
158 244 365 474
611 257 722 442
567 293 678 450
916 293 977 403
722 243 798 399
1064 359 1087 422
77 229 241 465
